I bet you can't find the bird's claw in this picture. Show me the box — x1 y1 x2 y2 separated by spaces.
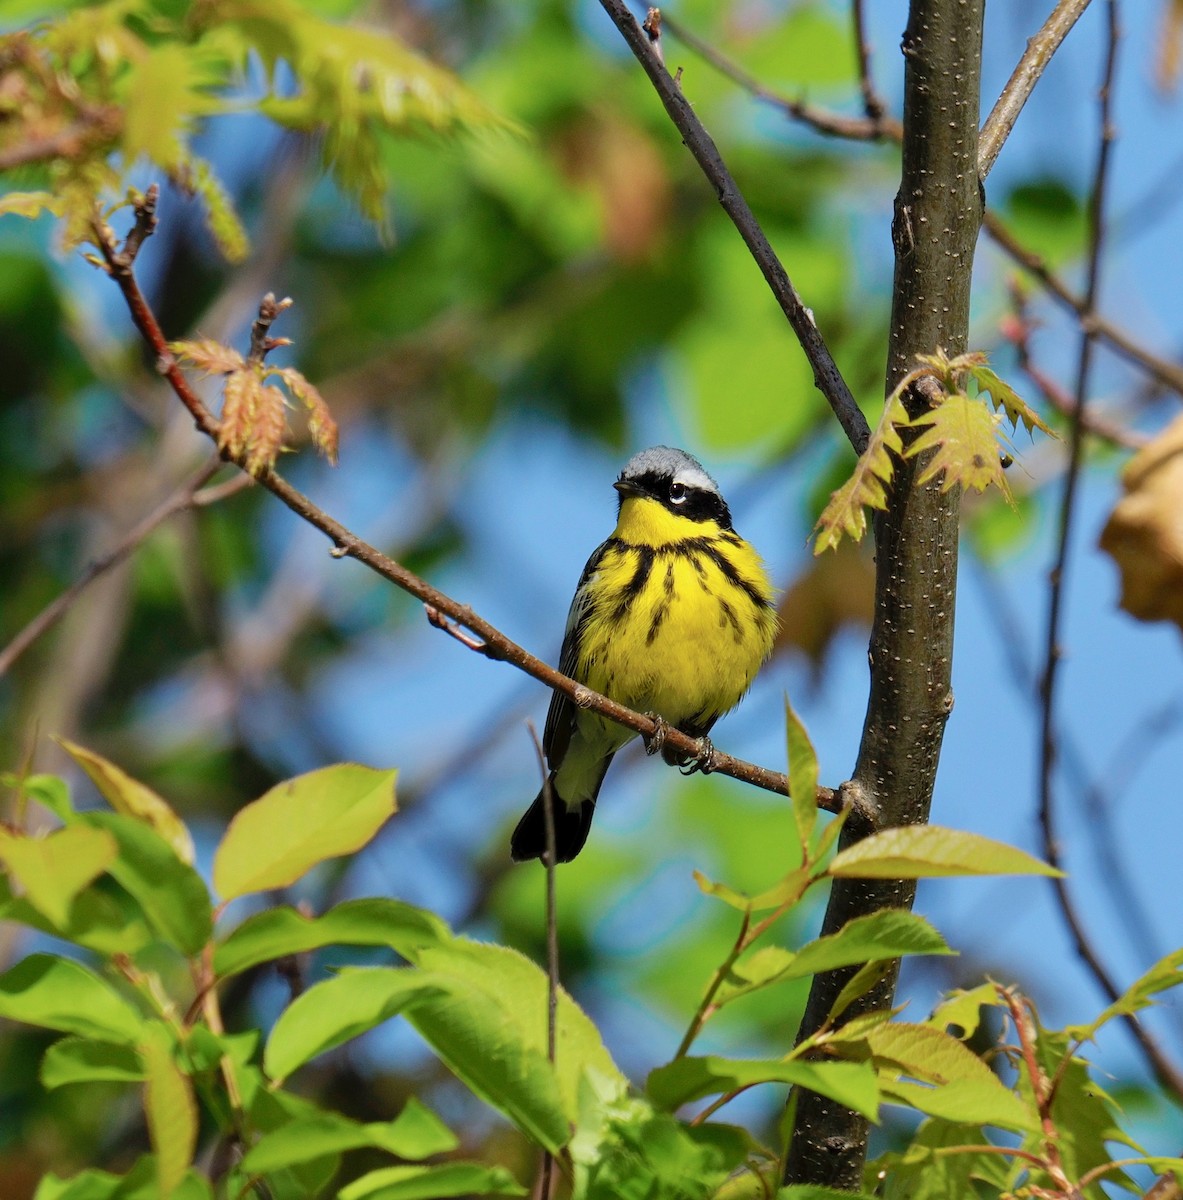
680 736 716 775
643 714 670 756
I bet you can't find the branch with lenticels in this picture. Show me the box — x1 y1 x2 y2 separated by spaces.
88 190 845 819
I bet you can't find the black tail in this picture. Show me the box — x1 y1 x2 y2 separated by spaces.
510 777 595 864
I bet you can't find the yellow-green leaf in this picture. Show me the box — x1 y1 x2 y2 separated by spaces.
967 363 1056 437
0 824 117 926
140 1025 198 1197
0 191 60 219
828 826 1061 879
58 738 195 865
785 697 818 849
213 764 397 900
904 392 1011 497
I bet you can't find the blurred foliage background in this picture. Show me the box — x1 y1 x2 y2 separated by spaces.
3 0 1183 1191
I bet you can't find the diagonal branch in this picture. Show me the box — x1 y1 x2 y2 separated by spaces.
597 1 871 455
0 455 248 678
89 200 842 817
978 0 1094 179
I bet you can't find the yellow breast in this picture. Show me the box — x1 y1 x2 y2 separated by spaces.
578 496 776 731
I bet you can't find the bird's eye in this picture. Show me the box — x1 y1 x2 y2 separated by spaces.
669 481 687 504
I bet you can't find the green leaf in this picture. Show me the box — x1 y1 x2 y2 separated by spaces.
0 191 60 220
929 982 1007 1039
0 875 153 956
214 897 447 978
41 1037 145 1089
139 1025 198 1197
405 937 626 1121
1067 947 1183 1043
14 773 74 820
795 910 952 979
965 363 1055 438
0 824 117 925
78 812 212 955
646 1056 879 1120
242 1100 458 1172
785 697 818 849
264 966 440 1083
213 763 397 900
58 738 195 864
0 953 144 1042
828 826 1062 878
693 869 754 911
872 1118 1009 1200
827 960 895 1026
33 1158 213 1200
862 1023 1036 1132
338 1163 526 1200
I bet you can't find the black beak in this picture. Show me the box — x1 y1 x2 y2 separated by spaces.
614 479 644 498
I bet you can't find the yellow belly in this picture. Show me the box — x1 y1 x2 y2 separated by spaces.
580 540 775 731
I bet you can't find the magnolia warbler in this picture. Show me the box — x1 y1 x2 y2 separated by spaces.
511 446 777 863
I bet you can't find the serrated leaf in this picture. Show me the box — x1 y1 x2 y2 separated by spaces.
191 158 248 263
169 338 245 376
828 825 1061 878
813 391 907 554
338 1163 526 1200
214 897 447 978
42 1037 145 1089
0 953 144 1042
1067 947 1183 1043
121 43 204 169
140 1025 197 1197
0 824 117 926
865 1023 1036 1131
271 366 339 463
212 764 397 900
967 363 1056 437
58 738 195 864
78 812 212 955
929 982 1007 1039
873 1118 1009 1200
647 1055 879 1120
905 392 1011 497
785 697 818 848
0 191 60 219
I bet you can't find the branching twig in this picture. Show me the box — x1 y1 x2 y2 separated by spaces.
1035 0 1183 1104
90 198 840 817
978 0 1094 178
598 1 871 455
851 0 887 123
0 455 249 678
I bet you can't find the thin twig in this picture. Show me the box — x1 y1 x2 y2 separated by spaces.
526 721 559 1200
0 455 232 677
850 0 887 123
597 0 871 455
978 0 1094 178
1035 0 1183 1103
90 200 841 816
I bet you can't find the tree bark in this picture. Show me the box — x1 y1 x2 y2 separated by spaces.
784 0 985 1188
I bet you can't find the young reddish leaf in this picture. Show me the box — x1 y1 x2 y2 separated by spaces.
169 338 245 376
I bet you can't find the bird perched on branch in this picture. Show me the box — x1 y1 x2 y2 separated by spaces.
512 446 777 864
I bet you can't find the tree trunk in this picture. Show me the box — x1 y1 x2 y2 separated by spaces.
784 0 985 1188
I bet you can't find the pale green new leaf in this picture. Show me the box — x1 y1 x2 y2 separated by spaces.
873 1118 1010 1200
904 392 1011 497
826 960 895 1026
140 1025 198 1198
0 824 117 926
59 738 195 864
785 697 818 848
780 1187 881 1200
828 825 1061 878
929 982 1008 1039
813 391 907 554
647 1055 879 1120
1067 948 1183 1043
214 897 447 978
0 953 144 1043
865 1023 1036 1132
213 763 397 899
0 191 60 219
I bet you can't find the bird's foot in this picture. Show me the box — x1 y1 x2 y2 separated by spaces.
643 714 671 756
680 736 717 776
